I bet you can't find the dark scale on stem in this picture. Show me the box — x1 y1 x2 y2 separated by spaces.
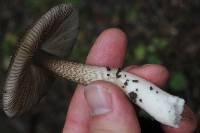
132 80 138 83
156 91 159 94
150 86 153 91
124 80 129 86
124 74 126 77
107 74 110 76
139 99 142 103
128 91 137 103
116 68 122 78
122 86 125 88
106 66 111 71
136 88 138 91
124 82 128 86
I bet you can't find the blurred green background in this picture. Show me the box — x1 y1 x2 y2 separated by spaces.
0 0 199 132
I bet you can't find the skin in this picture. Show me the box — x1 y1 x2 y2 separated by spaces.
62 28 197 133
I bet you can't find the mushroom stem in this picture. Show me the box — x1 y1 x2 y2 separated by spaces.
35 50 185 128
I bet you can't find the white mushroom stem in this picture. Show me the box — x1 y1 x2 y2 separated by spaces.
40 58 185 128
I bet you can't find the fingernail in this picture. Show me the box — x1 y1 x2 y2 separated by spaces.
84 84 112 116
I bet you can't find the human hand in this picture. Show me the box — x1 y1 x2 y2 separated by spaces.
62 28 197 133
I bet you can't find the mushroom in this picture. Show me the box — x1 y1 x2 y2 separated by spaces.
3 4 185 128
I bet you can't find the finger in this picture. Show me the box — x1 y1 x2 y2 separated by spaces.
126 64 170 88
86 28 127 67
84 81 140 133
63 28 127 133
126 64 197 132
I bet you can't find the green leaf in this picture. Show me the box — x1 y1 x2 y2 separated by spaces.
2 32 17 56
147 45 156 53
134 44 146 61
126 7 139 22
147 54 161 64
151 37 168 50
170 72 187 92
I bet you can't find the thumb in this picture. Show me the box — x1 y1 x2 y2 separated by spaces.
84 81 141 133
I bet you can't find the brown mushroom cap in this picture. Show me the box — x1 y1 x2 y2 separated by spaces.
3 4 79 117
